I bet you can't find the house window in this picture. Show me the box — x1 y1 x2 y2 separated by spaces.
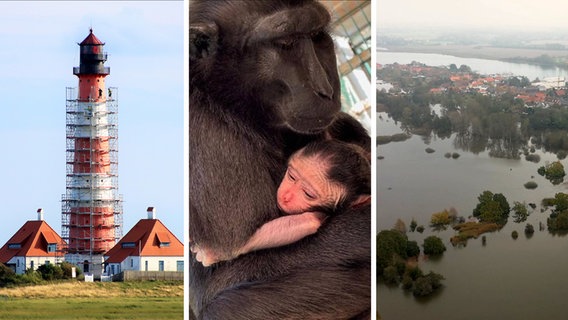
176 261 183 272
122 242 136 248
30 260 34 270
47 244 57 252
158 261 164 271
130 258 134 268
8 243 21 249
45 261 50 265
159 242 170 248
145 260 148 271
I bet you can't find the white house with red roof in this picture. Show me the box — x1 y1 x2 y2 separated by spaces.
104 207 183 275
0 209 66 274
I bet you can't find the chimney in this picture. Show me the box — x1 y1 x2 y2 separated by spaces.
37 208 44 221
147 206 156 219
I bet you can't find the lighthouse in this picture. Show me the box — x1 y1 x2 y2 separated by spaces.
62 29 123 277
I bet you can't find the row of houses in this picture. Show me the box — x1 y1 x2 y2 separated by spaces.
0 207 183 277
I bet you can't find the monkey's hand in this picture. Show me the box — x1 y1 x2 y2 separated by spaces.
191 243 235 267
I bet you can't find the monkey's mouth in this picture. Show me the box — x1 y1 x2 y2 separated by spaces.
284 114 336 134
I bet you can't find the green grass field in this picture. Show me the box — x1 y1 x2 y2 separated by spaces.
0 281 183 319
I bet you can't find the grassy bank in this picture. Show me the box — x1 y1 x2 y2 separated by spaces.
450 222 502 245
0 281 183 319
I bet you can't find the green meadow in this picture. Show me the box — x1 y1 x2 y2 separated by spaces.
0 281 183 319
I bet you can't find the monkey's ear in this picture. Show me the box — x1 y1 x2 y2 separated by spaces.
190 23 219 60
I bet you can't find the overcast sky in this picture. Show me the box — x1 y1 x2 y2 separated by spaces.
378 0 568 31
0 1 183 245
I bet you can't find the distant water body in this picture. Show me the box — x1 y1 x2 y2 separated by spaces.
378 51 568 81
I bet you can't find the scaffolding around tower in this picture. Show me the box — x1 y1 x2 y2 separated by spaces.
61 86 123 255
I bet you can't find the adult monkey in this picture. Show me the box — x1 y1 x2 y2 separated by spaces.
189 1 371 319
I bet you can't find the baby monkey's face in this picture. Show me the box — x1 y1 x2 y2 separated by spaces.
276 154 345 215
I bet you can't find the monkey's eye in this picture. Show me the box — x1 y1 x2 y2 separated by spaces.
303 190 316 200
287 170 296 182
274 37 296 50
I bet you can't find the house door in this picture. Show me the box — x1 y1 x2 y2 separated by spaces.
83 260 89 273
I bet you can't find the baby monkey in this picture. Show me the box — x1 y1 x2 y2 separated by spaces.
192 140 371 266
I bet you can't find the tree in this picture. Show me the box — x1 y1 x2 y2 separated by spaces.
472 191 510 224
409 219 417 232
377 230 408 276
543 161 566 185
0 263 17 288
383 266 399 285
512 202 529 223
423 236 446 255
60 262 82 279
430 208 457 227
37 264 63 281
393 219 407 234
553 193 568 213
412 272 444 297
548 210 568 231
406 240 420 258
458 64 472 73
525 223 535 236
493 193 510 216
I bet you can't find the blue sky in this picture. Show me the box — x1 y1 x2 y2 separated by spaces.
0 1 184 245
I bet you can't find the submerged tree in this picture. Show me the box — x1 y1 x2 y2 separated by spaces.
412 272 445 297
472 191 510 224
539 161 566 185
409 219 417 232
512 202 530 223
423 236 446 255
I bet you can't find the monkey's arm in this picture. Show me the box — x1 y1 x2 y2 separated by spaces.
235 211 326 256
192 212 326 266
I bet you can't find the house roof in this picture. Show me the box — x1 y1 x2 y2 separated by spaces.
104 219 183 264
0 220 66 263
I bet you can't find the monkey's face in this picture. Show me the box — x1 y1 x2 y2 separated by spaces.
253 32 341 134
276 155 345 215
190 1 341 134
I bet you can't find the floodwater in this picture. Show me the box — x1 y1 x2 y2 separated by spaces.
378 51 568 81
377 53 568 319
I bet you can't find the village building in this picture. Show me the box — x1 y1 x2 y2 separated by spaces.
0 209 66 274
104 207 183 276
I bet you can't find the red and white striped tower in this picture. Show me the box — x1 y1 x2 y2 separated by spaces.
62 29 123 277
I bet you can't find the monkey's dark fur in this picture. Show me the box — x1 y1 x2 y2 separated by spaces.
189 1 371 319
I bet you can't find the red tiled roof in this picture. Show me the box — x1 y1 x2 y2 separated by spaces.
0 220 66 263
80 29 104 45
104 219 183 264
